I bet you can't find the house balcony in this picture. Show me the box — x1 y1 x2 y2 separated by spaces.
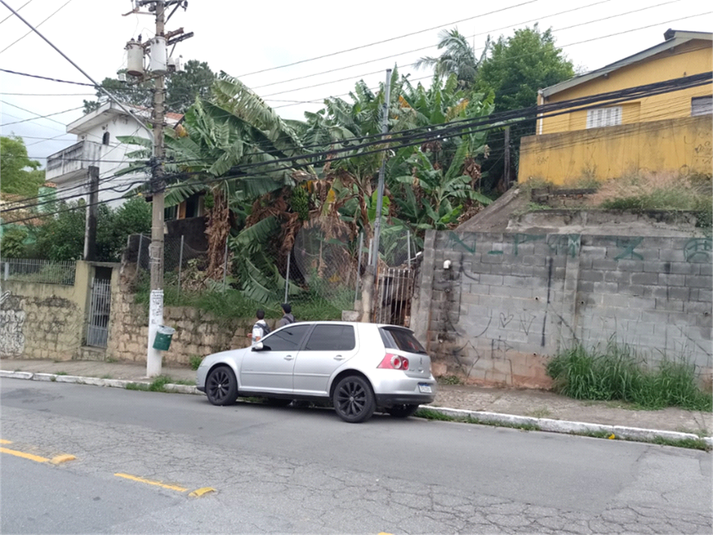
46 140 102 184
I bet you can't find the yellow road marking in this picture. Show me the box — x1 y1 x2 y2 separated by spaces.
0 439 12 445
0 446 49 463
114 473 188 492
51 454 76 464
189 487 216 498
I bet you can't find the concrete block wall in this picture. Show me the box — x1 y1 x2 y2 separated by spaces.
413 231 712 387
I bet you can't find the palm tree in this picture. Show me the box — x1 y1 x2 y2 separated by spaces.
119 73 314 300
415 29 490 88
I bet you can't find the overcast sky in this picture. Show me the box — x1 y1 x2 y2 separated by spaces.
0 0 711 167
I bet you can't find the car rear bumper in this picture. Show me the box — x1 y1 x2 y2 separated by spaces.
375 393 435 407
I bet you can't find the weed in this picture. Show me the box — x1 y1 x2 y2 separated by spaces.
189 355 203 371
126 382 149 391
593 170 712 228
650 436 709 451
547 341 712 411
101 374 113 380
415 408 710 451
148 376 171 392
56 371 67 376
438 375 462 385
170 379 195 386
526 202 552 212
105 357 118 364
526 408 552 418
134 280 344 322
415 408 459 421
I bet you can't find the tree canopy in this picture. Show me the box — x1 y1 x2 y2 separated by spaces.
83 60 216 114
476 25 574 113
0 135 45 197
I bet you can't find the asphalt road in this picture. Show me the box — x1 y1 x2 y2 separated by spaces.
1 378 711 534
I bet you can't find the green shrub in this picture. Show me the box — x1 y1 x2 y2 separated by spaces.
547 341 712 411
189 355 203 370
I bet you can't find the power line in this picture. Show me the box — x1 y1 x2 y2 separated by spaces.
4 72 709 216
267 9 712 109
0 105 83 126
251 0 621 92
0 0 153 137
1 99 80 127
248 0 681 98
236 0 539 78
0 0 31 26
0 0 74 54
0 67 94 87
0 91 95 96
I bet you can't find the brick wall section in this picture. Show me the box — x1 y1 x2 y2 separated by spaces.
414 231 712 387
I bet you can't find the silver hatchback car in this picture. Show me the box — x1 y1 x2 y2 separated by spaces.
196 322 437 423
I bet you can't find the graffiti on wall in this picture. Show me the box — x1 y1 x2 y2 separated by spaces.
432 231 711 385
0 293 26 357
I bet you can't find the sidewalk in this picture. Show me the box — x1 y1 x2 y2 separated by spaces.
1 358 710 445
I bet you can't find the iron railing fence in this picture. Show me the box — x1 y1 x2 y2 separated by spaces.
1 258 77 285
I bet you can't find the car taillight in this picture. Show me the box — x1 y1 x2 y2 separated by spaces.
378 353 409 370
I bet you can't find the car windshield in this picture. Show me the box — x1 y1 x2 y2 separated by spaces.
379 327 427 354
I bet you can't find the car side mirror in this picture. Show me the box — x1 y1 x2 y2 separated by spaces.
252 342 264 351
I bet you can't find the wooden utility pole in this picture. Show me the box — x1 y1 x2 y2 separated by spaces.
146 0 166 377
83 165 99 261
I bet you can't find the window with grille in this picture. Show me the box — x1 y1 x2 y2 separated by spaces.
692 96 712 117
586 106 622 129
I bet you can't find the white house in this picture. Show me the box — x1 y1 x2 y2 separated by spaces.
45 101 182 208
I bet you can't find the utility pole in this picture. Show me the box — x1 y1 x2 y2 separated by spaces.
146 0 166 377
128 0 191 377
503 125 511 190
83 165 99 261
370 69 392 271
360 68 391 323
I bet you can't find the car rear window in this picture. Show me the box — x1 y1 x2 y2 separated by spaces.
379 327 427 354
304 324 356 351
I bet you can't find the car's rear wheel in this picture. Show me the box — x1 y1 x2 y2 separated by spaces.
265 397 292 407
205 366 237 406
332 375 375 423
386 404 420 418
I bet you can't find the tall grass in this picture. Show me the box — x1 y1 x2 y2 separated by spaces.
593 170 712 228
134 277 344 321
547 341 712 411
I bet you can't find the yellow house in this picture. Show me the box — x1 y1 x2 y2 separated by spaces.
519 29 712 185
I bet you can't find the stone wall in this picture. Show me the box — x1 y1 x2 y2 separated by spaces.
106 266 265 366
412 230 712 388
0 262 91 360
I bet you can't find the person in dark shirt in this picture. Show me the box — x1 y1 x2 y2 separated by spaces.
277 303 295 328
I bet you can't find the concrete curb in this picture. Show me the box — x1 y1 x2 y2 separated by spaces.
427 406 713 448
2 370 710 447
0 370 202 395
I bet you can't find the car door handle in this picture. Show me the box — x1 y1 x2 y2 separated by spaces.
284 355 294 361
334 355 345 360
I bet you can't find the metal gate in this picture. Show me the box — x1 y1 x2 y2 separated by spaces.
86 278 111 347
374 268 414 327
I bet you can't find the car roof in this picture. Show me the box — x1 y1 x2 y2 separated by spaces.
283 321 412 331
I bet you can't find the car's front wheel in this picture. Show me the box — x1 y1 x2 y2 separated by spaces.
205 366 238 406
386 404 420 418
332 375 375 423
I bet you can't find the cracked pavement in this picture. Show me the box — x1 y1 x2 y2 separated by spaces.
1 378 711 534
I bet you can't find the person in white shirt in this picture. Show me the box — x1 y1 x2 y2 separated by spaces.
251 309 270 346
